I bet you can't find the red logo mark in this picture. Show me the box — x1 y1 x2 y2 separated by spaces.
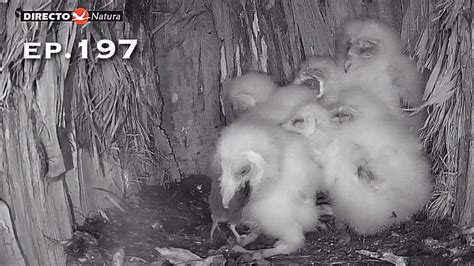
72 8 89 25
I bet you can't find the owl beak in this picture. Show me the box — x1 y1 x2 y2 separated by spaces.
344 57 353 73
220 178 239 208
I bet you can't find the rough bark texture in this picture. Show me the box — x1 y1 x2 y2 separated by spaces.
123 0 182 184
0 0 74 265
152 0 223 176
0 95 73 266
0 0 180 264
0 200 26 265
0 2 6 62
453 0 473 226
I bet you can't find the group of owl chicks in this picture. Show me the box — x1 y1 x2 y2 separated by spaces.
206 20 433 260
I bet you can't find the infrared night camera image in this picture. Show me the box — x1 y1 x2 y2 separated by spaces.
0 1 472 265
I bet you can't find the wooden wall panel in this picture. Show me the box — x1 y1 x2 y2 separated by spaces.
454 0 473 225
153 0 223 177
0 95 72 266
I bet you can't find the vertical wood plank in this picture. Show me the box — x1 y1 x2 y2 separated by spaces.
454 0 473 226
0 2 6 61
153 0 222 176
0 201 26 266
281 0 333 69
0 95 72 266
0 0 74 264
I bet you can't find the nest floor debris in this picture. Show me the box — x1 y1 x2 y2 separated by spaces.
66 176 474 265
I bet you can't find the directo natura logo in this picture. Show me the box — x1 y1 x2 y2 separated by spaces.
17 7 123 24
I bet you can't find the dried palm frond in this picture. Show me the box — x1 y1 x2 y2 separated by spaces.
73 1 161 180
75 55 156 153
412 0 469 221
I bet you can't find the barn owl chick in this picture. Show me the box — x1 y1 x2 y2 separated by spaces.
239 84 318 125
209 84 325 245
215 120 325 259
340 20 424 110
280 101 354 181
226 72 277 115
293 56 340 105
296 55 424 132
282 89 432 235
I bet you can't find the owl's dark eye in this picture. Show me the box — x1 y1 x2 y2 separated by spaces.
238 165 251 176
303 79 321 94
358 40 379 57
292 117 305 127
359 46 377 57
360 40 377 48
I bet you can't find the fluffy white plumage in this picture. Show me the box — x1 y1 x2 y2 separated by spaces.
208 84 307 244
238 84 318 124
225 72 277 115
295 54 424 133
339 20 424 113
282 88 432 235
214 119 325 258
